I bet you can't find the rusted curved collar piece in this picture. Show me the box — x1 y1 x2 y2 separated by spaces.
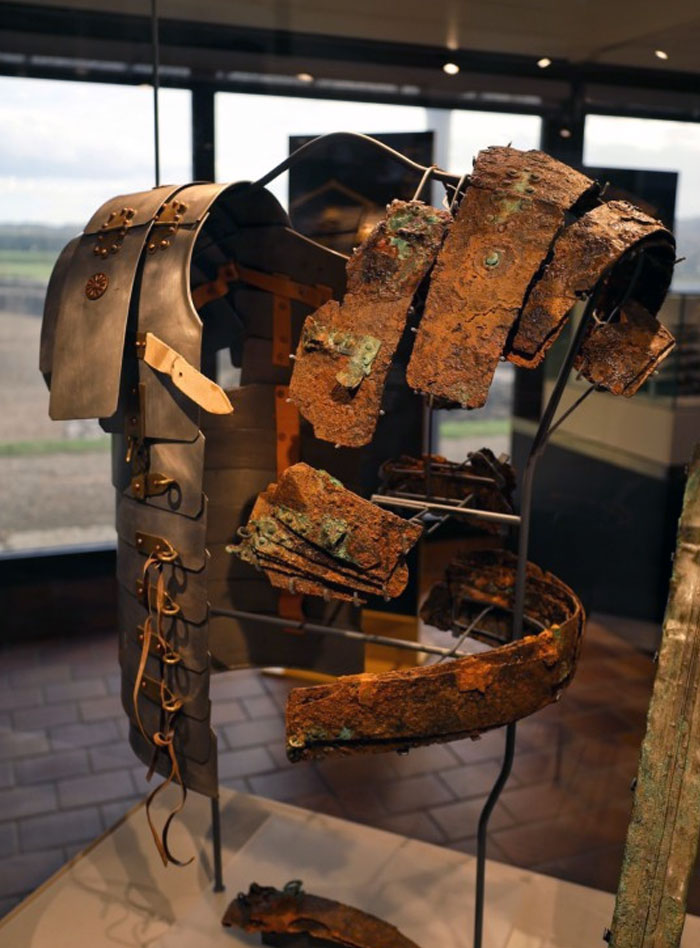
286 550 584 761
222 881 423 948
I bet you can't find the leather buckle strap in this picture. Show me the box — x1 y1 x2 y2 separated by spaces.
136 331 233 415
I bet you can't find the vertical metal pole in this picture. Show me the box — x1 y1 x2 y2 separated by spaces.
472 289 603 948
211 795 225 892
150 0 161 187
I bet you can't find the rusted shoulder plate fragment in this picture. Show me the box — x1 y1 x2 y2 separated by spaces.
610 446 700 948
286 550 584 760
223 881 422 948
406 147 594 408
509 200 676 392
289 201 449 447
228 462 421 602
379 448 515 518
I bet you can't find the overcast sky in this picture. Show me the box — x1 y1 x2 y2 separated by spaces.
2 76 700 227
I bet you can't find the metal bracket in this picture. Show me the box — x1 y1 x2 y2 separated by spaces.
92 205 136 258
147 198 189 253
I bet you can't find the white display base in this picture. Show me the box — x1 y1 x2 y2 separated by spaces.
1 786 699 948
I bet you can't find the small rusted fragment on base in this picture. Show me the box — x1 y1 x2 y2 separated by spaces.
289 200 450 447
228 463 422 602
222 881 422 948
406 146 594 408
610 446 700 948
286 550 584 760
509 200 676 384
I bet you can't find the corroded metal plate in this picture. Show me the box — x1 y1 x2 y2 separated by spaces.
230 462 422 602
289 200 449 446
406 147 594 408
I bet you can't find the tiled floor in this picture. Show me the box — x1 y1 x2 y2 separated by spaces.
1 613 699 922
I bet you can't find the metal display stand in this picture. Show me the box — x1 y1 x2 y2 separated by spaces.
207 134 647 941
141 6 646 922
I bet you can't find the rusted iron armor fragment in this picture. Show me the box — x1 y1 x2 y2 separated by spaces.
223 881 422 948
610 446 700 948
286 549 584 760
509 200 676 394
228 463 422 602
378 448 515 520
406 147 594 408
289 200 450 446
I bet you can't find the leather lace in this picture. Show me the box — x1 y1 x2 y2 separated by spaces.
133 549 193 867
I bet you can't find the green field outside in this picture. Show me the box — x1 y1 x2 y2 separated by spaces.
439 418 510 439
0 438 109 457
0 249 56 284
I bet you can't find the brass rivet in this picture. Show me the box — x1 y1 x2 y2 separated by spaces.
85 272 109 300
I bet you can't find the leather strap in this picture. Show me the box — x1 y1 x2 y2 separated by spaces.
136 331 233 415
131 548 193 868
191 259 332 311
272 295 293 367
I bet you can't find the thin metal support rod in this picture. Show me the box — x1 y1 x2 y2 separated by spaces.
150 0 161 187
211 796 224 892
472 286 604 948
547 383 596 439
251 131 462 192
371 493 520 526
210 607 476 659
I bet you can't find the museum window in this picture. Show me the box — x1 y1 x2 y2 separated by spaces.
0 77 192 554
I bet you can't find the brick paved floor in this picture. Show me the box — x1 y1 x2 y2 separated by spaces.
2 614 699 920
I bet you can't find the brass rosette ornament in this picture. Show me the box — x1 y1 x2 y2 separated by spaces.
285 550 584 760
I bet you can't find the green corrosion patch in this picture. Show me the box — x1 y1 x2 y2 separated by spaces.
301 315 381 391
269 504 363 568
338 727 354 740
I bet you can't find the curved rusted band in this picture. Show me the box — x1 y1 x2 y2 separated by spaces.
508 199 676 394
285 549 584 760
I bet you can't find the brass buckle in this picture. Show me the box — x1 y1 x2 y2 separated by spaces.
135 531 178 562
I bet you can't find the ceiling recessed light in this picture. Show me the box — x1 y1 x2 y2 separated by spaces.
654 49 669 60
443 62 460 76
296 72 314 82
537 57 552 69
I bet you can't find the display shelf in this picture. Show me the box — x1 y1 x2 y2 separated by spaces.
4 788 698 948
